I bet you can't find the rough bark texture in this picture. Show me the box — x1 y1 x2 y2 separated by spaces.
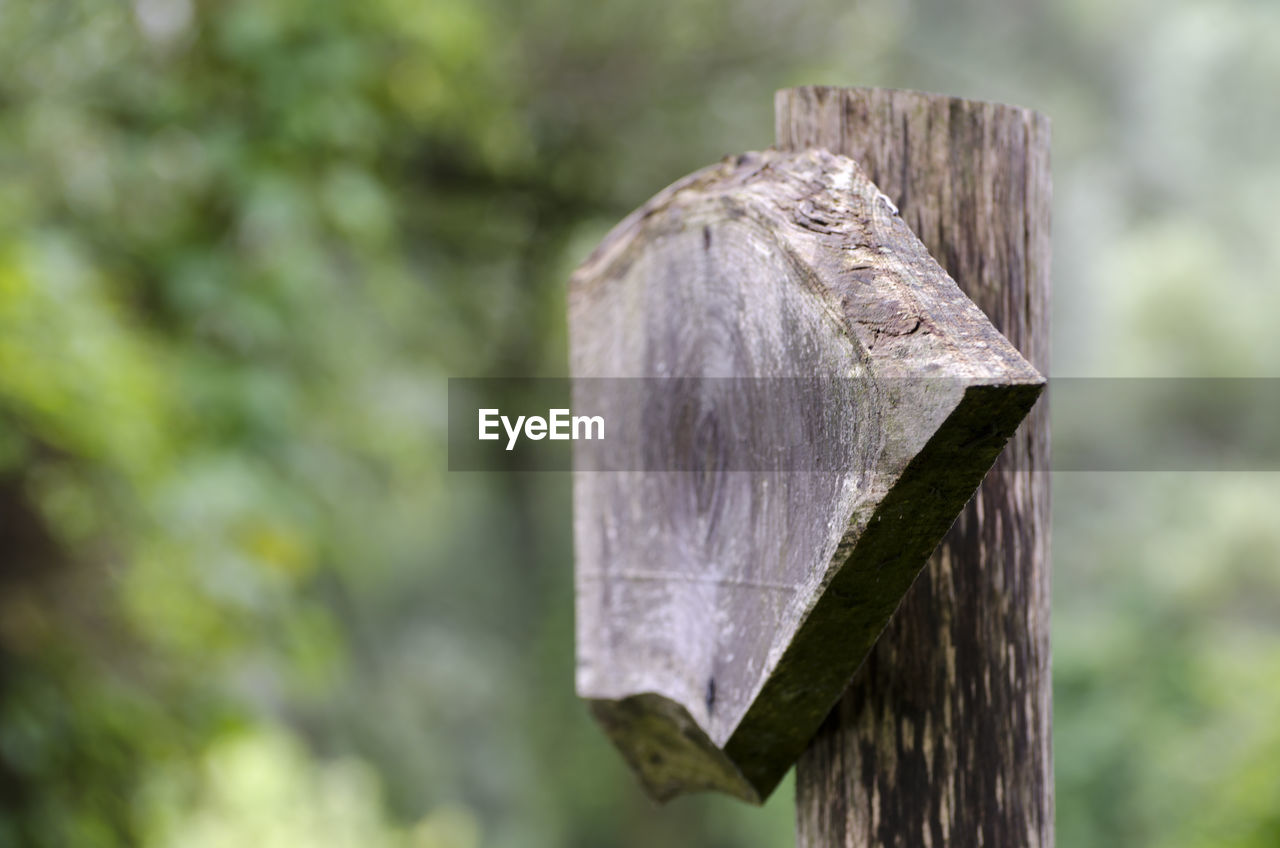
777 87 1052 848
569 148 1042 803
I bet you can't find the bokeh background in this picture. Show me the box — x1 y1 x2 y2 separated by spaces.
2 0 1279 846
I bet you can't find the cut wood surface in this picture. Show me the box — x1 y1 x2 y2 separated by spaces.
569 146 1043 803
777 86 1053 847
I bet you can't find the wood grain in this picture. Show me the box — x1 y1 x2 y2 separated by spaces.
569 146 1043 803
777 87 1053 847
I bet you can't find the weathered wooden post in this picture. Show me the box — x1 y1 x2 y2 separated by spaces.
777 87 1052 848
568 86 1050 846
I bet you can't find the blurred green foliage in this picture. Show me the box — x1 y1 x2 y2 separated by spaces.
0 0 1277 846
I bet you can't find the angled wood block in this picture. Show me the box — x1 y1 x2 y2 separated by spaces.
568 148 1044 804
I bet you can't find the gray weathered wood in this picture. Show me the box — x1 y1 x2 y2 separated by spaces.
569 146 1043 803
777 87 1052 847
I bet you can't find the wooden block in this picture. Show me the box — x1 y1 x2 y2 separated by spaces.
569 148 1043 804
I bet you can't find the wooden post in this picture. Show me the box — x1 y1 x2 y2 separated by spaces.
776 88 1052 847
569 138 1043 802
